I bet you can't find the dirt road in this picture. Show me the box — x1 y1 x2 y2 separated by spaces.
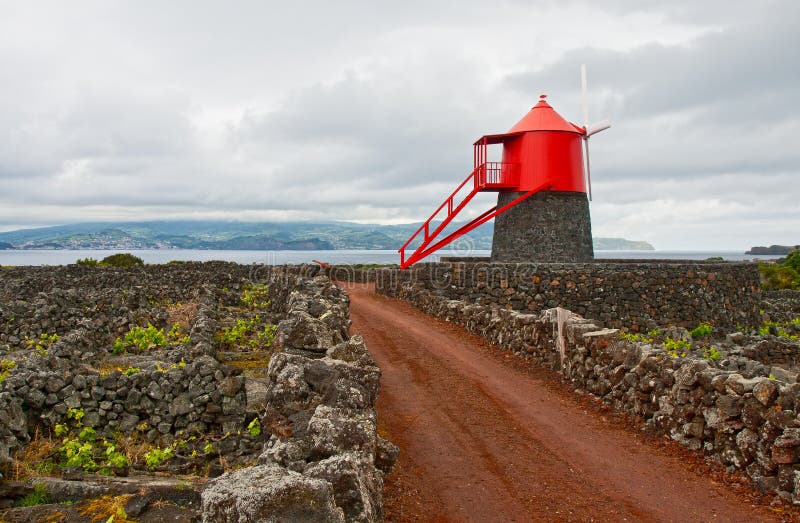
344 282 781 522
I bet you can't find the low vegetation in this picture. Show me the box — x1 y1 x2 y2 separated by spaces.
689 322 713 339
111 322 190 354
215 284 277 352
620 323 724 360
758 320 800 341
52 408 130 476
759 248 800 290
241 283 270 309
0 359 17 383
113 324 167 354
18 482 49 507
25 332 60 356
76 253 145 268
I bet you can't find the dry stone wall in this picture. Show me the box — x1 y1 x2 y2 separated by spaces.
380 284 800 502
202 274 396 522
0 263 394 521
0 263 267 466
377 261 762 330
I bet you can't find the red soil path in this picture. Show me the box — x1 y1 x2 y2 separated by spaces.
344 282 787 522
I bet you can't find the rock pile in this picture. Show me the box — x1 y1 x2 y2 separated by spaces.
202 277 397 522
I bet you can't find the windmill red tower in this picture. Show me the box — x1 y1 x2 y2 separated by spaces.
399 81 609 268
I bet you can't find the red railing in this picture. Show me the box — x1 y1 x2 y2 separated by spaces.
399 166 481 268
398 161 522 268
476 162 519 188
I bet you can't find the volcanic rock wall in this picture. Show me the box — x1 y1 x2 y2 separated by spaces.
377 261 762 330
202 274 396 522
0 263 394 521
0 263 264 464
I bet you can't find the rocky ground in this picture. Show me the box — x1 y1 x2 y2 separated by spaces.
0 263 395 522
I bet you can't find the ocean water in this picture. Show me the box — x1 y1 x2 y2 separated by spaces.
0 249 777 267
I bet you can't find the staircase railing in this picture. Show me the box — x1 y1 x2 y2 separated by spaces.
399 166 482 268
398 161 527 268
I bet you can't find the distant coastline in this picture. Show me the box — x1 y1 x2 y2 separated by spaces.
745 245 799 255
0 220 655 252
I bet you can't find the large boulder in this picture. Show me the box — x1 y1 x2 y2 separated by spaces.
201 463 344 523
305 452 383 523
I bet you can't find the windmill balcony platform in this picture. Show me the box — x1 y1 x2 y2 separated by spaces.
475 162 520 190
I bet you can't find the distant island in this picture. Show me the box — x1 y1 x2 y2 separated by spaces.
745 245 799 255
0 221 655 251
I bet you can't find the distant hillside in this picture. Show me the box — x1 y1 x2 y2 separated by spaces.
746 245 799 255
594 238 655 250
0 221 654 251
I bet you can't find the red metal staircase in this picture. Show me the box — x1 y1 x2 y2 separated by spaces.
398 157 548 268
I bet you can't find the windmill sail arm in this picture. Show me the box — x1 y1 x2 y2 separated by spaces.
585 119 611 137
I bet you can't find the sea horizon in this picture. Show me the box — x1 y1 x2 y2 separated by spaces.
0 248 781 267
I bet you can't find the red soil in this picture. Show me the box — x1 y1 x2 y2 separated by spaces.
344 282 795 522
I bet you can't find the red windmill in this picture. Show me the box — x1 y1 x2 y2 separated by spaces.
399 68 610 268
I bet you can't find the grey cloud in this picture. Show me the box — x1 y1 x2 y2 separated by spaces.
507 6 800 122
0 0 796 249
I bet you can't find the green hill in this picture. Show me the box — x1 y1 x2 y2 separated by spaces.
0 221 654 251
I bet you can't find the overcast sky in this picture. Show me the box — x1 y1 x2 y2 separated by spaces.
0 0 797 249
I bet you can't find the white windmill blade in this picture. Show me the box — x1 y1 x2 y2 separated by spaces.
580 64 589 128
585 119 611 137
583 139 592 201
580 64 592 201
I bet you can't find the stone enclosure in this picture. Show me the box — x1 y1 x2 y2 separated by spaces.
377 260 762 330
0 263 394 522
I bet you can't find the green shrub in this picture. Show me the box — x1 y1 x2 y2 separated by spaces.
242 283 270 309
619 330 656 344
60 438 96 470
258 325 277 347
76 257 99 267
113 324 167 354
216 318 256 347
760 251 800 290
216 316 277 350
247 418 261 437
759 321 800 341
689 322 713 339
663 337 691 358
25 333 60 356
702 346 723 361
0 359 16 383
100 253 144 268
167 323 191 345
144 445 175 469
67 407 85 424
55 408 131 475
785 248 800 272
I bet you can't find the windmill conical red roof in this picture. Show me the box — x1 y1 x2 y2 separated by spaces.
507 95 584 134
